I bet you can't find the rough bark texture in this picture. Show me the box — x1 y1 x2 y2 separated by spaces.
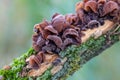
0 24 119 80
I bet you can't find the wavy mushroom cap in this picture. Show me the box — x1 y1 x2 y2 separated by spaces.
29 55 40 69
84 0 98 13
62 38 75 49
77 9 85 22
103 1 119 16
52 14 69 33
75 1 84 12
47 35 63 48
44 25 58 35
87 20 100 29
65 14 77 25
98 0 106 4
62 28 79 38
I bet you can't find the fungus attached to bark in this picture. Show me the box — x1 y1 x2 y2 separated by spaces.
44 25 58 35
62 28 79 39
47 35 63 48
62 38 75 49
65 14 77 25
75 1 84 12
52 14 69 33
98 0 106 4
103 1 119 16
87 20 100 29
84 0 98 13
28 51 45 69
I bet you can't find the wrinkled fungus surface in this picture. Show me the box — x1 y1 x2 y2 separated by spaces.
28 0 120 70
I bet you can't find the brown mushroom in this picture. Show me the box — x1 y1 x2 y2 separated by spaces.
52 14 69 33
36 36 45 47
34 20 49 33
75 1 84 12
62 28 79 38
87 20 100 29
52 13 60 19
44 25 58 35
65 14 77 25
62 38 75 49
77 9 85 22
84 0 98 13
28 52 45 69
32 42 40 52
98 0 106 4
83 0 89 3
47 35 63 48
29 55 40 69
32 34 45 52
103 1 119 16
36 51 45 63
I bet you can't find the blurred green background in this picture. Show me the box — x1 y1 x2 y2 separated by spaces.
0 0 120 80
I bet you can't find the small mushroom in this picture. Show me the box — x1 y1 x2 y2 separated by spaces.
47 35 63 48
87 20 100 29
62 28 79 38
32 33 39 42
29 55 40 69
83 0 89 3
44 25 58 34
77 9 85 22
32 34 45 52
52 14 69 33
98 0 106 4
62 38 75 49
36 36 45 46
52 13 60 19
65 14 77 25
28 52 45 69
34 20 49 33
32 42 41 52
75 1 84 12
36 51 45 63
84 0 98 13
103 1 119 16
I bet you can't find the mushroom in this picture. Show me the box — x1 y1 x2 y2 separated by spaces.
83 0 89 3
98 0 106 4
62 38 75 49
47 35 63 48
29 55 40 69
52 13 60 19
36 36 45 47
75 1 84 12
44 25 58 35
32 34 45 52
65 14 77 25
84 0 98 13
62 28 79 38
32 42 40 52
34 20 49 33
28 52 45 69
103 1 119 16
36 51 45 63
52 14 69 33
77 9 85 23
87 20 100 29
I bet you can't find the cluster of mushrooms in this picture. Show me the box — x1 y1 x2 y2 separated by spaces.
27 0 120 69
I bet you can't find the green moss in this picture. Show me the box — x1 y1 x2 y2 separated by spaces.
0 27 120 80
52 31 120 80
36 68 52 80
0 48 35 80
